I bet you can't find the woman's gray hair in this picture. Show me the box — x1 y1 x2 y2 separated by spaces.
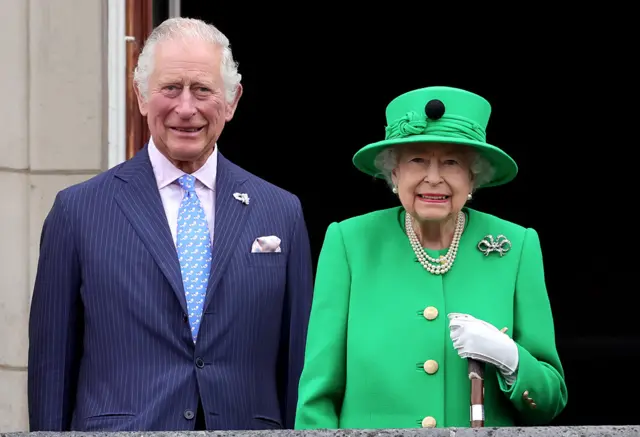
374 145 496 191
133 17 242 104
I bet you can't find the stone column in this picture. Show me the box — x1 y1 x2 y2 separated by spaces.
0 0 106 431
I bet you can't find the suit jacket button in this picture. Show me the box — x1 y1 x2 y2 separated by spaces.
183 314 189 323
423 307 438 320
195 357 205 368
423 360 439 374
184 410 195 420
421 416 436 428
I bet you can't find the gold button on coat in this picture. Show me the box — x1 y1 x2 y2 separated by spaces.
423 360 439 374
421 416 436 428
423 306 438 320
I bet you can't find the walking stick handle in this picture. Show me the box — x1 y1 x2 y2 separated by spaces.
468 358 485 428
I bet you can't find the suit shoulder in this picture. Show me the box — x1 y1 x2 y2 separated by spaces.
225 157 302 212
467 208 544 257
468 208 529 235
327 206 402 238
55 164 124 202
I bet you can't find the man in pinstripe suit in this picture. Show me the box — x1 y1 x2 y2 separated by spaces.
27 18 314 432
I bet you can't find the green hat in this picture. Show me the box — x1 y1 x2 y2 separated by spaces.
352 86 518 188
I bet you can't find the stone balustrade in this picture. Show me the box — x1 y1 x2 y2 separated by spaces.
3 427 640 437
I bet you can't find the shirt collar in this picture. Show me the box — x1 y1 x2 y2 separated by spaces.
148 136 218 191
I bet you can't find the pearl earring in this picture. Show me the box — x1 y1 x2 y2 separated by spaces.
467 193 472 200
392 186 398 194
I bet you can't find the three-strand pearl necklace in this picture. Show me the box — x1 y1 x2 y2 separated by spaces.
405 211 466 275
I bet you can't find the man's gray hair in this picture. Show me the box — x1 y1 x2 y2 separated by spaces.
133 17 242 104
374 145 496 191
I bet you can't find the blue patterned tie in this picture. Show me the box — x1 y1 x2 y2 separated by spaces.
176 174 212 342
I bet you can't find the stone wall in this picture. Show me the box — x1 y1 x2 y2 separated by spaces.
0 0 107 431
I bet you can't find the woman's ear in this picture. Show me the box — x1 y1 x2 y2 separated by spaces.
391 168 398 186
468 169 476 184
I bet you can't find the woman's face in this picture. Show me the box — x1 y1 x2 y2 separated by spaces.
392 143 474 223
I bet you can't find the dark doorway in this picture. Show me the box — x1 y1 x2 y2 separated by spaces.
154 2 633 427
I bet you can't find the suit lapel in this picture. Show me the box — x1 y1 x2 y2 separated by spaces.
114 147 187 314
204 153 250 311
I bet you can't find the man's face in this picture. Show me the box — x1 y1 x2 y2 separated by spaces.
136 37 242 169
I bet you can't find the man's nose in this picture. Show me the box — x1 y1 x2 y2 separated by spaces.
175 89 197 118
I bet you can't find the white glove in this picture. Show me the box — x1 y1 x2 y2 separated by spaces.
448 313 519 383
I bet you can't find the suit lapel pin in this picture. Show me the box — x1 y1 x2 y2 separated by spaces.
233 192 250 205
477 234 512 257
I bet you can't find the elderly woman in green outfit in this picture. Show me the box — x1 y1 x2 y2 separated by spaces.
294 86 567 429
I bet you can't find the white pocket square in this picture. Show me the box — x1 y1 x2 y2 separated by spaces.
251 236 282 253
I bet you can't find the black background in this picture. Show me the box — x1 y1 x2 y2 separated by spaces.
153 1 635 426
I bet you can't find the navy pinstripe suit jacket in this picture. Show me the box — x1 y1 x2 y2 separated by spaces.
27 147 314 432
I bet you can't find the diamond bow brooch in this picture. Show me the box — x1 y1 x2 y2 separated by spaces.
477 234 512 257
233 192 250 205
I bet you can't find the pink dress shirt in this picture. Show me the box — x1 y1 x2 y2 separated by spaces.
148 137 217 246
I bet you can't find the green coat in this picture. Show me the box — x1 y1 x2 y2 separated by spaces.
295 206 567 429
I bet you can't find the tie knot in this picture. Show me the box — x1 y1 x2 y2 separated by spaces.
177 174 197 192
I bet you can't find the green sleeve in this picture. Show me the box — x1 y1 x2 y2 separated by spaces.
295 222 351 429
497 228 568 424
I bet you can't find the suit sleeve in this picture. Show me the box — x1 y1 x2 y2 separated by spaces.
28 192 83 431
295 222 350 429
497 227 568 424
277 198 314 429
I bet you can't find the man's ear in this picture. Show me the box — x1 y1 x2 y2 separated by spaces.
134 83 148 117
224 83 243 122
